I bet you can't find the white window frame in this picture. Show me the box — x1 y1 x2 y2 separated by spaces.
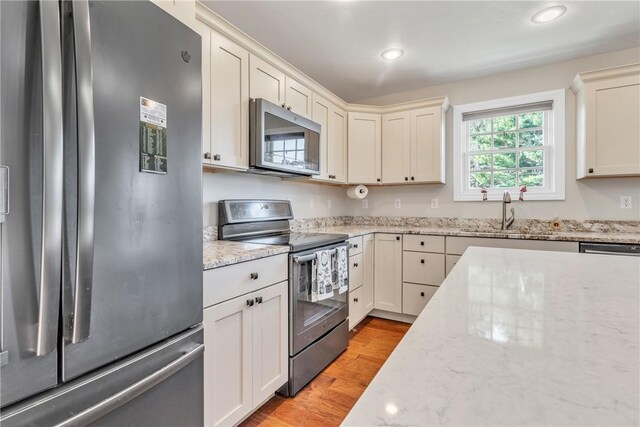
453 89 565 201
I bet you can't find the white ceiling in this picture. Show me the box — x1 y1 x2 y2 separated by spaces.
202 1 640 103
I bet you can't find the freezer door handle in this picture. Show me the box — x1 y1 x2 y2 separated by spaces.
69 0 96 344
52 344 204 427
36 0 64 357
0 166 8 223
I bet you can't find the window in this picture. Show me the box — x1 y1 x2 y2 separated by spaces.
453 90 565 201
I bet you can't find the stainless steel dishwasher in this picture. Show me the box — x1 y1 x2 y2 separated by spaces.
579 242 640 256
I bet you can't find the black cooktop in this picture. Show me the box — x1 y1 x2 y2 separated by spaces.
242 232 348 252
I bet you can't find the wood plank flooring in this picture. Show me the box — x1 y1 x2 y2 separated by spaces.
240 317 411 427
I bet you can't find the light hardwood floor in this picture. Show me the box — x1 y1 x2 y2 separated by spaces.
240 317 411 427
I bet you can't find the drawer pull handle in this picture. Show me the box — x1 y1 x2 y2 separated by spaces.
250 272 259 280
353 297 359 302
246 299 254 307
353 244 358 249
420 292 425 297
421 259 425 264
255 296 263 304
353 263 359 268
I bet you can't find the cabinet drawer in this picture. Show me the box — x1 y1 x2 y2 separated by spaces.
349 236 363 255
445 254 461 276
349 286 364 330
203 254 288 308
402 283 438 316
403 235 445 253
403 252 445 286
445 236 579 255
349 253 363 292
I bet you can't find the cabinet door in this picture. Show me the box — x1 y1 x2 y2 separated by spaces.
285 76 312 118
249 54 285 106
374 234 403 313
203 295 252 427
252 281 288 406
192 18 212 165
445 254 461 276
411 107 445 183
349 286 364 330
348 112 382 184
210 32 249 170
585 76 640 176
362 234 375 314
312 95 331 181
382 111 410 184
329 105 348 183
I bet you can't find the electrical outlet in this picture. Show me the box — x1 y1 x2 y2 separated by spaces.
394 199 401 209
620 196 632 209
431 198 439 209
328 199 333 210
309 199 315 210
362 199 368 209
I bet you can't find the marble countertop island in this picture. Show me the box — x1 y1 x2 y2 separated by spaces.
343 247 640 426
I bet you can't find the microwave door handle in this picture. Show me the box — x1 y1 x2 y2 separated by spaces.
36 0 64 356
69 0 96 344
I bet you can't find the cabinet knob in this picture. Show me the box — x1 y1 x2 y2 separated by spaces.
353 263 359 268
246 299 254 307
420 241 425 246
250 272 259 280
420 292 425 297
421 259 425 264
255 296 263 304
354 297 359 302
396 236 400 241
203 152 212 160
281 103 286 108
588 168 594 174
411 176 415 181
213 154 221 161
404 177 408 181
286 106 292 111
353 244 358 249
376 178 381 182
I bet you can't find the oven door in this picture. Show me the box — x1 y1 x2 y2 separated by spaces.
289 243 348 356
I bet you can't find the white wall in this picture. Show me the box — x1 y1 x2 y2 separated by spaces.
202 47 640 224
348 47 640 221
202 171 348 226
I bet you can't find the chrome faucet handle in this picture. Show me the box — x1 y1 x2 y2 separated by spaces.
503 190 511 203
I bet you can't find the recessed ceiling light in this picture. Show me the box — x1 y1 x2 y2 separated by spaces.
380 48 404 61
531 5 567 23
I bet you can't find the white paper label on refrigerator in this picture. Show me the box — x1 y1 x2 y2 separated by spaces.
139 97 168 174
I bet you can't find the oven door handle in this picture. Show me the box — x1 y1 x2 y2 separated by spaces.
293 253 317 264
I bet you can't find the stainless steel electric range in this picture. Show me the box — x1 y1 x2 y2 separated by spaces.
218 200 350 396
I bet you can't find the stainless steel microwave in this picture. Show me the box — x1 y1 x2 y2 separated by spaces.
249 98 321 176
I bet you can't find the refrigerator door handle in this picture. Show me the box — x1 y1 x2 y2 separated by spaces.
52 344 204 427
0 165 8 224
69 0 96 344
36 0 64 357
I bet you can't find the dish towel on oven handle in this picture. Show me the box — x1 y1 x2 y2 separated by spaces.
313 249 334 301
335 246 348 294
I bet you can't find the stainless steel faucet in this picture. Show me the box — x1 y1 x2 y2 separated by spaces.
501 191 515 230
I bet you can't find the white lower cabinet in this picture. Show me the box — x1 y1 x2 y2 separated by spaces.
362 234 375 314
203 280 287 427
445 254 461 276
348 287 364 330
348 234 375 329
402 252 445 286
348 253 363 291
374 234 403 313
402 283 438 316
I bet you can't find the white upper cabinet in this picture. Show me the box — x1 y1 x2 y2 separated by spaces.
572 64 640 178
348 112 382 184
382 111 411 184
249 54 286 106
150 0 196 29
285 76 313 118
312 96 347 183
195 20 249 170
411 106 445 183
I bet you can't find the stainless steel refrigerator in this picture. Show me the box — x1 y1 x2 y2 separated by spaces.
0 1 204 425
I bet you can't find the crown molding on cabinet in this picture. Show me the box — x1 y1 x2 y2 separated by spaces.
570 63 640 94
195 2 450 115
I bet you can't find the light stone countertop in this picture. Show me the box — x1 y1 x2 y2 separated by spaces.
342 247 640 426
301 225 640 244
203 240 289 270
